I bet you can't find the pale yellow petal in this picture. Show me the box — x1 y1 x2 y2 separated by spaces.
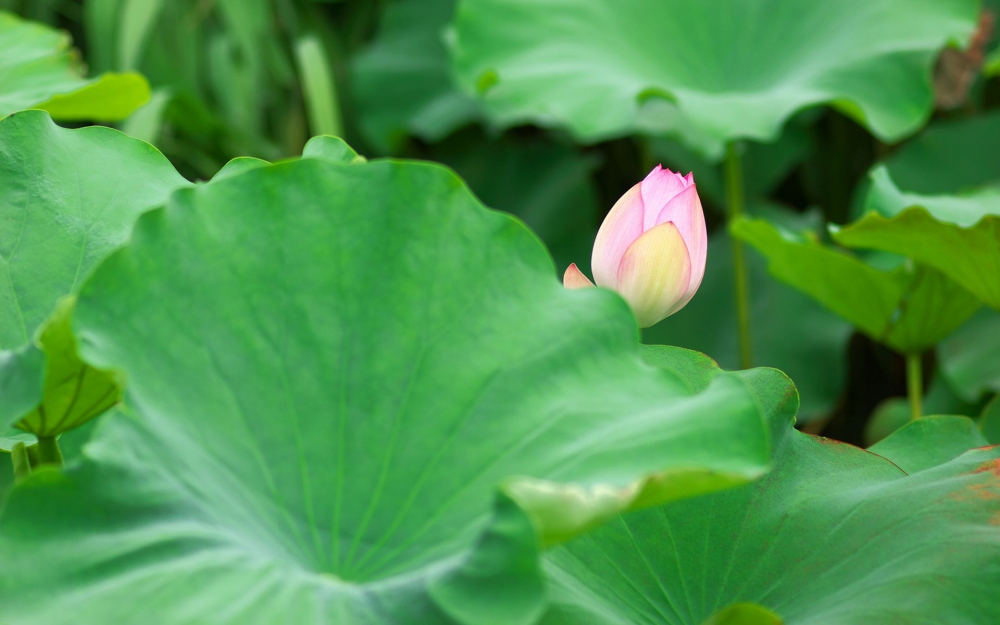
563 263 596 289
613 222 691 328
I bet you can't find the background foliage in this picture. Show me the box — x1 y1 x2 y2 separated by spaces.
1 0 1000 623
6 0 988 434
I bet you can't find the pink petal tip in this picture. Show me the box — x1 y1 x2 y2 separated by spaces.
563 263 596 289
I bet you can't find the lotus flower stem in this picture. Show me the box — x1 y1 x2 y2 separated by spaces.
35 435 63 467
724 142 753 369
906 353 923 421
10 442 31 482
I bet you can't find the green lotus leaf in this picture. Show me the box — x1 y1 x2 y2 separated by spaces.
0 156 774 624
868 414 989 473
731 216 981 353
940 307 1000 402
0 111 190 428
352 0 479 153
210 156 272 182
833 168 1000 310
862 165 1000 227
645 207 850 422
211 136 365 186
0 11 149 121
448 0 978 157
540 346 1000 624
0 343 45 429
879 111 1000 196
302 135 367 165
9 297 121 437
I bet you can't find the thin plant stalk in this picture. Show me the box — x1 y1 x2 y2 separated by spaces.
724 142 753 369
35 435 64 466
10 442 32 482
906 352 923 421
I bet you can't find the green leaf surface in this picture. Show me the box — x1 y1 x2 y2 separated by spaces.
0 343 44 429
352 0 479 153
0 427 33 452
0 11 149 121
868 415 989 473
0 157 774 624
540 348 1000 624
0 111 188 349
211 156 272 182
732 216 981 352
449 0 978 157
302 134 366 165
645 211 850 421
835 170 1000 310
0 111 188 427
939 307 1000 402
8 297 121 434
880 111 1000 195
862 165 1000 227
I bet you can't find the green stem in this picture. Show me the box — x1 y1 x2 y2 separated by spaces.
724 142 753 369
906 352 923 421
35 435 63 466
11 442 31 482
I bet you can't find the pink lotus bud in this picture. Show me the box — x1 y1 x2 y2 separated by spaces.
563 165 707 328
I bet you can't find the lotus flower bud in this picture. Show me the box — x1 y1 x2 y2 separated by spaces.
563 165 707 328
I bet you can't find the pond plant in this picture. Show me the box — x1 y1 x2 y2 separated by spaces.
1 1 999 624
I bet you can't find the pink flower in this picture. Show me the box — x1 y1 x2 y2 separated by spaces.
564 165 707 328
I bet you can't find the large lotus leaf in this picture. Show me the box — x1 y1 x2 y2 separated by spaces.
540 347 1000 624
302 135 367 165
645 208 850 422
940 307 1000 402
862 165 1000 226
868 415 989 473
833 167 1000 310
732 216 981 352
0 110 189 428
0 157 773 624
209 136 366 186
448 0 978 158
351 0 479 153
0 11 149 121
880 111 1000 195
